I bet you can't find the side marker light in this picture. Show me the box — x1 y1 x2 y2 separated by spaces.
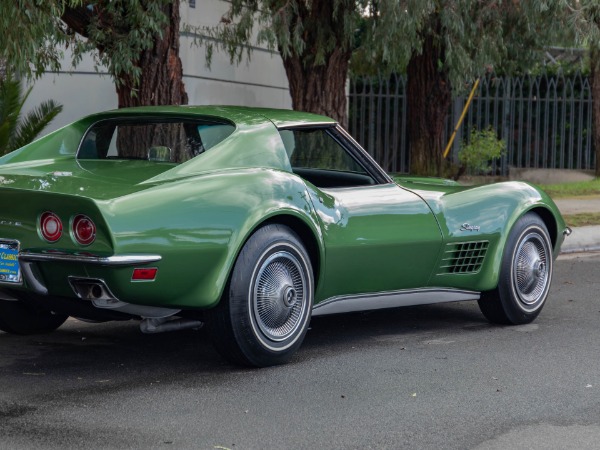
132 268 158 281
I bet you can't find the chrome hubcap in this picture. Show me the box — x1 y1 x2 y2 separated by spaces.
514 232 550 306
253 251 307 342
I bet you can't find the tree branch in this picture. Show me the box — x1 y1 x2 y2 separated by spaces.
61 5 93 37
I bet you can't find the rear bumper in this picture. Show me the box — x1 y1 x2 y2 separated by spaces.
18 251 162 295
19 251 161 266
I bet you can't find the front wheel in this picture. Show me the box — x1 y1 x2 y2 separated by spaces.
208 224 314 367
478 213 553 325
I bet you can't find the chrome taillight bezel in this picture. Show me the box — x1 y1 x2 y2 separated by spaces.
71 214 96 246
39 211 63 243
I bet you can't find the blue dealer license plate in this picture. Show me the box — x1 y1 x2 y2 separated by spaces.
0 240 20 283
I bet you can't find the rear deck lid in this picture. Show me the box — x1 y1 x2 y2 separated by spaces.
0 158 173 200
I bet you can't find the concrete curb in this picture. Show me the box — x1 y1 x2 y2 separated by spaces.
560 225 600 254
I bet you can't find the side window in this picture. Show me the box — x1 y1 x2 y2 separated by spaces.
279 128 375 188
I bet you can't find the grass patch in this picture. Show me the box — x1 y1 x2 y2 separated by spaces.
539 178 600 198
562 212 600 227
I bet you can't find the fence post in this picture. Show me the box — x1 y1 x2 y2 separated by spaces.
502 78 511 176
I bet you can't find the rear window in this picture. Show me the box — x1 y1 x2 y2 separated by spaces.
78 118 235 163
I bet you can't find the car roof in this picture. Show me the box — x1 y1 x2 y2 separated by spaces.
86 105 337 128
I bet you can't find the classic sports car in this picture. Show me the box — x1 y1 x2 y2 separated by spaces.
0 106 569 366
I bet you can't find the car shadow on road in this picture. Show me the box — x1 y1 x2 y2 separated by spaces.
304 300 488 348
0 301 489 380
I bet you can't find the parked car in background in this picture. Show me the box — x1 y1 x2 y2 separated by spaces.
0 106 569 366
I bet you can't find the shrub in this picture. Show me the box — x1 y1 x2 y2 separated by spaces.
458 127 506 174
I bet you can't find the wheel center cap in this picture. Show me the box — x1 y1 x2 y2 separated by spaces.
282 286 296 307
533 261 545 278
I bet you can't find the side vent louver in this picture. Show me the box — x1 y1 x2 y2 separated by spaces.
439 241 489 274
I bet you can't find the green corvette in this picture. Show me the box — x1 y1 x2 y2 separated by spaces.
0 106 569 366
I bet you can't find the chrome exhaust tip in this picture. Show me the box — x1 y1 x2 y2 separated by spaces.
68 277 117 301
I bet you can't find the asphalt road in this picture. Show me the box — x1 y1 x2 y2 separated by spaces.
1 253 600 450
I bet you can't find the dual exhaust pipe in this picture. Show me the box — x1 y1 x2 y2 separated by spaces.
68 277 203 334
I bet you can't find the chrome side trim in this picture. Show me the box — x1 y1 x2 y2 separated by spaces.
276 122 336 130
311 288 480 317
19 252 161 266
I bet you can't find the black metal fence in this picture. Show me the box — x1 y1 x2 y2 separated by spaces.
348 73 594 174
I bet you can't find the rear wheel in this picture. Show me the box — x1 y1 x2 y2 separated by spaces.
478 213 553 325
208 224 314 367
0 299 68 334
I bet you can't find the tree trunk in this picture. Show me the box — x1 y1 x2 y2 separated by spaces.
62 1 187 108
591 52 600 177
116 2 187 107
275 0 353 129
281 47 351 129
406 33 452 176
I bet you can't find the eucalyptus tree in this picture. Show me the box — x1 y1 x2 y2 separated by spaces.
211 0 560 175
208 0 360 129
565 0 600 176
363 0 561 175
0 1 187 107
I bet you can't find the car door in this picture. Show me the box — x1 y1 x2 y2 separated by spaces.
279 126 443 302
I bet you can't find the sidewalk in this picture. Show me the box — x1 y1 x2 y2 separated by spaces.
554 196 600 254
560 225 600 253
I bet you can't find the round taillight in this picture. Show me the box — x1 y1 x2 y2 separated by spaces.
40 212 63 242
72 214 96 246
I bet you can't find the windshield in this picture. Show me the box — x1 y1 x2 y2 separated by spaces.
78 118 235 163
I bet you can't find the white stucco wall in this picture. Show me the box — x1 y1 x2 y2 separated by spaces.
180 1 291 108
22 0 291 133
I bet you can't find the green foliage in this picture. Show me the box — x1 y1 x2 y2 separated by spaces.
353 1 563 92
564 0 600 72
0 1 169 87
68 1 170 87
458 127 506 174
202 0 360 67
0 77 62 155
524 59 589 78
0 1 79 78
565 2 600 48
